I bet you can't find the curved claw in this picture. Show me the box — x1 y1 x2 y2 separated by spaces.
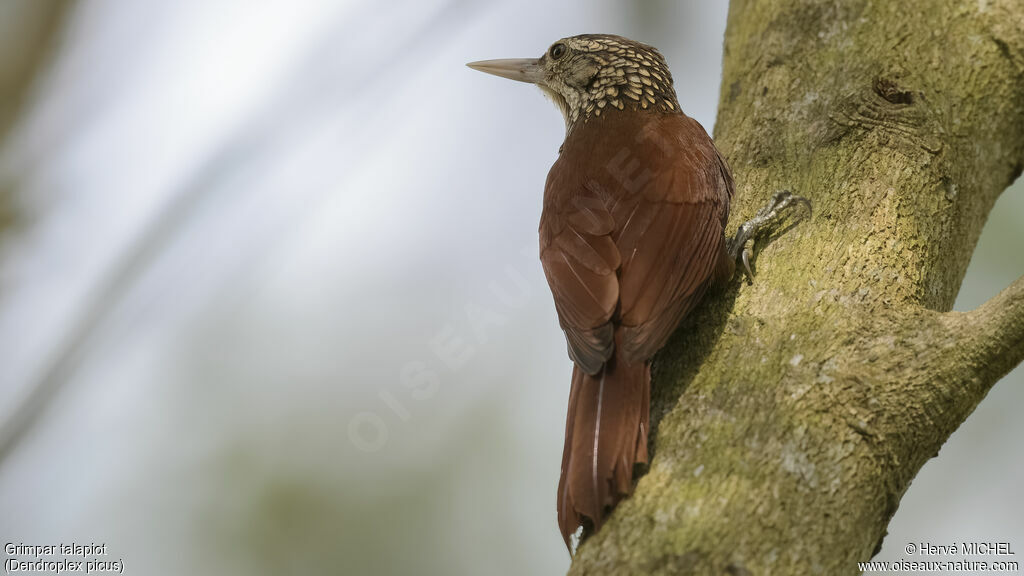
728 189 812 285
741 248 754 285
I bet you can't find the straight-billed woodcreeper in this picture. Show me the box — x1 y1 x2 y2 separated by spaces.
468 34 809 551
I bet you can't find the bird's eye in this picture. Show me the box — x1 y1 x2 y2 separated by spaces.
550 43 567 59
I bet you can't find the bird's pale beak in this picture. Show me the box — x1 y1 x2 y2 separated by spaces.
466 58 543 84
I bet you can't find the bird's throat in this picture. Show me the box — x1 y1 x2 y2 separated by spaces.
538 85 576 132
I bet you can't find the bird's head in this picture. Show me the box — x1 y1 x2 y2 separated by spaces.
468 34 680 132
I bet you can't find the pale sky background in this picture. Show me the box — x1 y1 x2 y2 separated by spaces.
0 2 1020 575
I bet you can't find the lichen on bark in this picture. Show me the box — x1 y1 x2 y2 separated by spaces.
568 1 1024 574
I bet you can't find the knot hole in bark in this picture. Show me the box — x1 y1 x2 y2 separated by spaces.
873 76 914 105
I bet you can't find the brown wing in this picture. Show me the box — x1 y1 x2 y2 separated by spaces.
539 186 621 375
615 115 733 361
540 113 732 370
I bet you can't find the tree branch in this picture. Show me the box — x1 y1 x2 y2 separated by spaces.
948 274 1024 392
567 1 1024 574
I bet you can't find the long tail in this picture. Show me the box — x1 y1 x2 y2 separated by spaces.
556 347 650 550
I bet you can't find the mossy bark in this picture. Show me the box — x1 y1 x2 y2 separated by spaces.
568 1 1024 574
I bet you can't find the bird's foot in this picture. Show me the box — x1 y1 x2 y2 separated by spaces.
728 190 812 284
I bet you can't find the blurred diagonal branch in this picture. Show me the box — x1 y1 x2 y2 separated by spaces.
0 0 477 466
569 0 1024 574
0 0 71 231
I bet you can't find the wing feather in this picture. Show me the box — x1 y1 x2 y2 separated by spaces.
540 113 733 373
540 193 621 374
616 117 733 361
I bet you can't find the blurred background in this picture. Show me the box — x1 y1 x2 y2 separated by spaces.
0 1 1020 575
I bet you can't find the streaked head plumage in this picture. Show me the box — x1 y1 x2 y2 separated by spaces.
468 34 680 131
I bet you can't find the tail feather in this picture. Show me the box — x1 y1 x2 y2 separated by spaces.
557 348 651 550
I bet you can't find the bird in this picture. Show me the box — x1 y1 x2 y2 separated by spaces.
468 34 807 551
